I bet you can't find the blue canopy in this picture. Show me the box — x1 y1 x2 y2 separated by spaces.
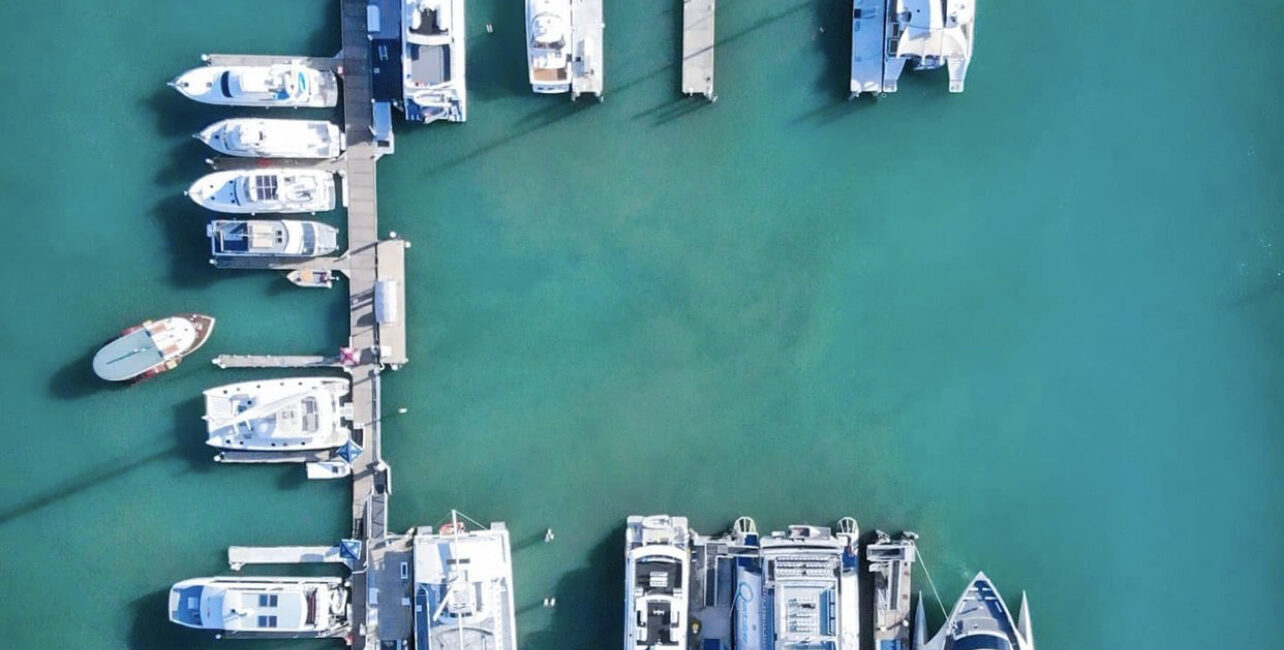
336 440 363 464
339 539 362 563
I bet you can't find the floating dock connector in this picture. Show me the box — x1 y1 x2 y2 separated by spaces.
681 0 716 101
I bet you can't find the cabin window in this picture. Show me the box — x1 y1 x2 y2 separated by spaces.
257 615 278 628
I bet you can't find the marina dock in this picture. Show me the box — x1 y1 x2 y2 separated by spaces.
571 0 605 99
194 3 408 648
681 0 716 100
228 544 358 570
211 354 341 369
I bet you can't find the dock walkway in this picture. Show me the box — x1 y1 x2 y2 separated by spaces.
212 355 341 369
228 544 355 570
682 0 716 100
200 4 408 649
571 0 605 99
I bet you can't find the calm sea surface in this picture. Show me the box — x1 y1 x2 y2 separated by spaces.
0 1 1281 648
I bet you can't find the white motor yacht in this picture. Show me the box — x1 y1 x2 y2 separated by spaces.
169 63 339 107
207 220 338 258
197 119 343 159
402 0 467 123
169 576 349 638
625 515 690 650
186 169 336 214
203 377 350 452
526 0 573 93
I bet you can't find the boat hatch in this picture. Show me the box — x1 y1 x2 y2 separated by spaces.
253 174 280 201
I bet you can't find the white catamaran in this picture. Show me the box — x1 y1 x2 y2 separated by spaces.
411 511 518 650
203 377 351 452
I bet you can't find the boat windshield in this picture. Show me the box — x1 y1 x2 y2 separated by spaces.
952 636 1013 650
300 223 317 255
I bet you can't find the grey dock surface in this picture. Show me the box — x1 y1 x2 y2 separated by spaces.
207 156 343 173
338 2 389 648
849 0 889 96
215 449 334 464
210 254 348 273
202 53 338 71
682 0 716 100
212 354 341 369
571 0 605 99
228 545 354 570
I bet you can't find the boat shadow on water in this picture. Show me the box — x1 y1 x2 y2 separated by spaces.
48 347 125 400
0 399 208 525
519 525 624 650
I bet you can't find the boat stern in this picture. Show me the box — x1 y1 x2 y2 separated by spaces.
169 581 208 628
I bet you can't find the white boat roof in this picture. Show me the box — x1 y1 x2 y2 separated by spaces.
412 526 516 650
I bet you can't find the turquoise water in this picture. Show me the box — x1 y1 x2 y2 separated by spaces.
1 0 1282 648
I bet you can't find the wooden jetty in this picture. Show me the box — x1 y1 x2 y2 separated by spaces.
571 0 605 99
201 53 339 71
196 4 410 649
682 0 716 101
228 544 355 570
211 355 341 369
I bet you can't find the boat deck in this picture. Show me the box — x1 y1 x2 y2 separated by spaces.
681 0 716 100
571 0 605 99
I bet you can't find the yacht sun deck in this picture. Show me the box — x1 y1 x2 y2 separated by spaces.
411 513 517 650
402 0 467 123
626 515 690 650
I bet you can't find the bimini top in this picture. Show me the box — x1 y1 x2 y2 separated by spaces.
169 576 349 636
412 515 517 650
919 573 1033 650
203 377 350 451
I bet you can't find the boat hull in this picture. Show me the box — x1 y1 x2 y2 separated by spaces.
203 377 350 452
197 119 343 158
169 64 338 107
187 170 336 215
93 313 215 381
